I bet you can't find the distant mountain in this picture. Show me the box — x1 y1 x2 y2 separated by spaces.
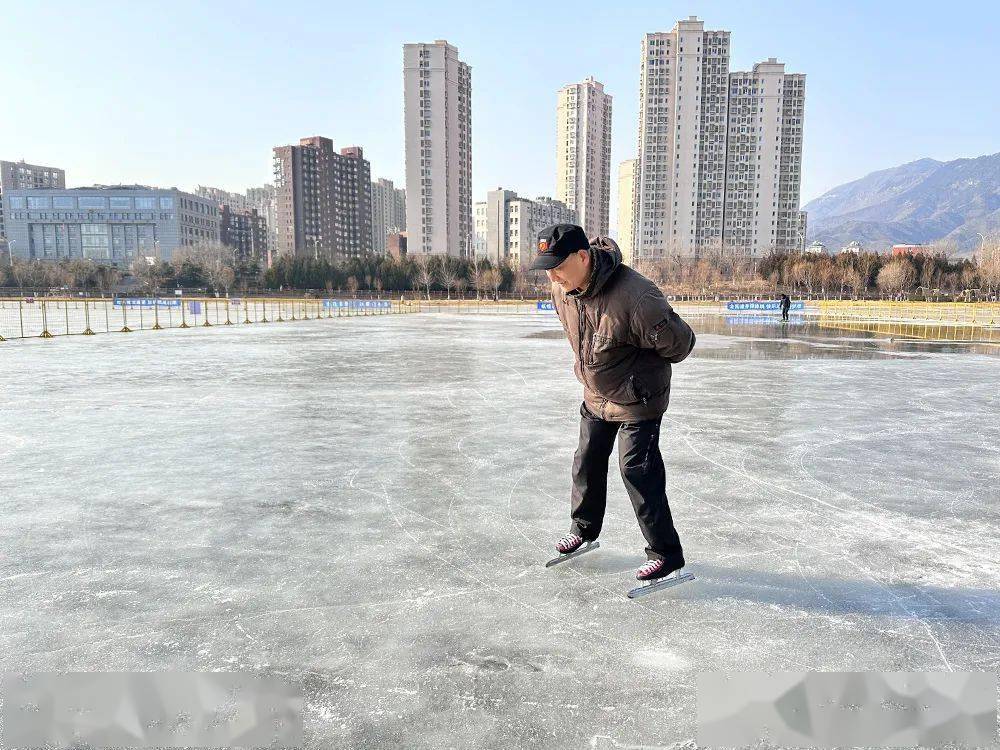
803 153 1000 255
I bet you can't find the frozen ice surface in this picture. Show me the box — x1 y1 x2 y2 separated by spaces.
1 312 999 749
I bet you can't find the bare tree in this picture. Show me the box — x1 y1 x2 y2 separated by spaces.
439 261 459 300
173 241 234 295
842 267 863 298
412 255 436 300
472 263 495 301
346 275 360 297
513 265 532 300
876 257 917 298
454 274 468 300
486 267 502 301
130 255 157 292
976 232 1000 298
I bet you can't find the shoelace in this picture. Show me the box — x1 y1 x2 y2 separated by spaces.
639 560 664 576
558 533 582 550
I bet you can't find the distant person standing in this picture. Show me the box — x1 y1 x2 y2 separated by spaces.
779 293 791 322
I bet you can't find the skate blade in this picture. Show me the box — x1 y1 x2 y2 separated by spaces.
627 571 694 599
545 541 600 568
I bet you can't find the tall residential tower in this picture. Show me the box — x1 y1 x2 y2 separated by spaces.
634 17 805 258
556 78 612 238
404 40 472 256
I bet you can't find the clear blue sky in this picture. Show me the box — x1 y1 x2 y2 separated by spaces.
3 0 997 229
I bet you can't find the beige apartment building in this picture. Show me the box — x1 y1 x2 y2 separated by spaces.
634 17 806 259
556 78 612 238
403 40 472 257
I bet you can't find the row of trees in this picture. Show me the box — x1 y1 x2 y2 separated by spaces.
261 254 525 300
3 235 1000 299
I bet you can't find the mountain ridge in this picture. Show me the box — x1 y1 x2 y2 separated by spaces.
804 152 1000 254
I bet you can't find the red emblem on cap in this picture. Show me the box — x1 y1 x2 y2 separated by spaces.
538 239 549 253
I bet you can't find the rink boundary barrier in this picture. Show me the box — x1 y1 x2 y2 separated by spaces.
0 297 418 341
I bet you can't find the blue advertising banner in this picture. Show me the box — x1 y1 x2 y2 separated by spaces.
113 298 181 308
536 301 555 311
726 300 805 312
188 301 202 314
725 316 804 325
323 299 391 309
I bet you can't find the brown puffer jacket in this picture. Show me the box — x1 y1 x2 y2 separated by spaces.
551 236 696 422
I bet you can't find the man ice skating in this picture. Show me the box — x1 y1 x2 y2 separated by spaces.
780 293 791 322
532 224 696 593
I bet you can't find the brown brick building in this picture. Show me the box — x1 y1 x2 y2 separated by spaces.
272 136 373 262
220 205 269 266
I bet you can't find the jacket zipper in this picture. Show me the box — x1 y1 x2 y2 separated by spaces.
577 298 607 416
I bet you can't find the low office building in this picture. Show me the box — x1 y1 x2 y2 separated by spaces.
1 185 219 264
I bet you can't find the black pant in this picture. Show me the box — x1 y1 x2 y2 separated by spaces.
569 401 685 565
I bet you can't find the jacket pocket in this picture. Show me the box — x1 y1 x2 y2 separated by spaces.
589 333 621 369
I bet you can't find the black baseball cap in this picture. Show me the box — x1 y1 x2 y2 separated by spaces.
529 224 589 270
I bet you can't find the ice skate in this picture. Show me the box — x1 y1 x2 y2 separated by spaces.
626 559 694 598
545 532 600 568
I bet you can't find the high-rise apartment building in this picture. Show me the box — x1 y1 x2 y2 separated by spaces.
474 188 576 268
0 160 66 244
634 17 805 258
636 18 731 258
272 136 372 261
556 78 612 238
370 178 406 254
403 40 472 257
721 60 806 255
617 159 638 266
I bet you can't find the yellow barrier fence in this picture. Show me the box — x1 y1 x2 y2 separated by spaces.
818 301 1000 342
0 297 417 341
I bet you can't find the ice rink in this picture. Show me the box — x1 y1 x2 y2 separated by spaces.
2 311 999 749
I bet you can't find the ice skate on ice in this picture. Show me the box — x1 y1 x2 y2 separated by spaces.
545 532 600 568
626 559 694 598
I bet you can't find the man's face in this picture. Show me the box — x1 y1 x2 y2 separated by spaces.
545 249 590 292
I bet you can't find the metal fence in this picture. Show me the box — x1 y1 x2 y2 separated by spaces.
817 301 1000 342
0 297 416 341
